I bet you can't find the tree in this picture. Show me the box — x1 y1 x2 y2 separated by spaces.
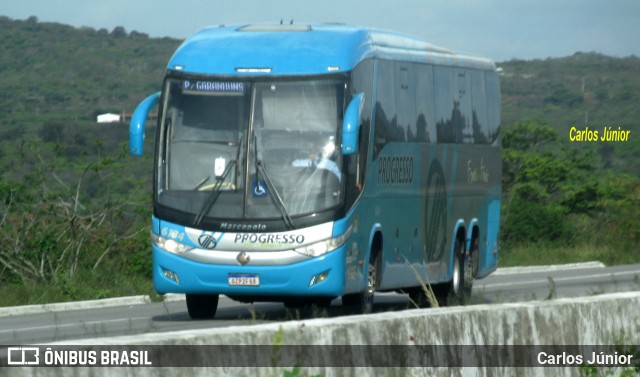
39 122 64 143
111 26 127 38
501 120 584 244
0 141 149 287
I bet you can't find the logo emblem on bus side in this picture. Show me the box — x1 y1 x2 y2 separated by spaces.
237 252 250 265
425 159 448 262
198 234 217 249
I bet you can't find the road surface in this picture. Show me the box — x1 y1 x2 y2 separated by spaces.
1 263 638 344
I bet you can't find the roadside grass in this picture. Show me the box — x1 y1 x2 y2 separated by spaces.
0 272 156 308
498 243 639 267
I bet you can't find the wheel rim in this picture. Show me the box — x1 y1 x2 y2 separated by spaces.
366 261 376 296
452 252 460 294
464 252 473 289
362 257 376 312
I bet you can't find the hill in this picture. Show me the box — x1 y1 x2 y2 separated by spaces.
498 52 640 174
0 16 179 130
1 16 638 173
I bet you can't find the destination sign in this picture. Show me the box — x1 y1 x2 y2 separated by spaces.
183 80 244 93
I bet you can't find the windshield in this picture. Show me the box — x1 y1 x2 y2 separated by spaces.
156 77 346 226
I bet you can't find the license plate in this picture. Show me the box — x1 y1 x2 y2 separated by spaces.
228 274 260 286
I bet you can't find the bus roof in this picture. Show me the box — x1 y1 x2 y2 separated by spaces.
167 23 496 76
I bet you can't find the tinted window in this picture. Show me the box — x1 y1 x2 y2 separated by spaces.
414 63 436 143
374 60 396 157
433 66 454 143
352 60 373 158
485 71 501 144
453 68 472 143
347 59 374 205
470 70 489 144
395 63 414 142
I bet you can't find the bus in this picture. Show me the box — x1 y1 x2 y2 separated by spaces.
129 23 501 319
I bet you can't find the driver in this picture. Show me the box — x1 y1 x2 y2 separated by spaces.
291 138 341 182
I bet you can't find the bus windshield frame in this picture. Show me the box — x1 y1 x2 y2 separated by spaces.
154 74 349 229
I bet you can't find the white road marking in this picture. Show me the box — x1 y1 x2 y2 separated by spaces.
493 261 606 276
478 270 640 289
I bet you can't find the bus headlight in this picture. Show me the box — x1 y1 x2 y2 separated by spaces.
294 226 352 257
152 233 193 254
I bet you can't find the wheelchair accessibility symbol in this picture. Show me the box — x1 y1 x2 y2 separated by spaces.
252 180 268 198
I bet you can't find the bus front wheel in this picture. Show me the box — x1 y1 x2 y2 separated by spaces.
186 293 219 319
342 253 378 314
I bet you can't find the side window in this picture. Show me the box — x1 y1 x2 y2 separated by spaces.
470 69 489 144
485 71 501 144
374 60 396 157
347 59 373 202
453 68 472 143
352 60 373 155
414 63 436 143
433 66 454 143
395 63 414 142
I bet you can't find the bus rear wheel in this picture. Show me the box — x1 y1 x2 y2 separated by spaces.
439 237 469 306
464 236 478 296
186 293 219 319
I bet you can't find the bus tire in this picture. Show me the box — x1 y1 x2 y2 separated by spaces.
464 236 478 296
342 252 379 314
186 293 219 319
439 237 468 306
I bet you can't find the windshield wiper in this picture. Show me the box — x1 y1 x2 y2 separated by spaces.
193 133 245 226
254 136 294 229
193 159 236 227
193 176 211 191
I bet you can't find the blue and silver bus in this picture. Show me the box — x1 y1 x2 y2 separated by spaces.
129 23 501 319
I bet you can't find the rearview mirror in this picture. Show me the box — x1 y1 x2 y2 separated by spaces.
129 92 160 156
341 93 364 155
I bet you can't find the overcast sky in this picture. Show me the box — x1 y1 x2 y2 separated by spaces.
1 0 639 62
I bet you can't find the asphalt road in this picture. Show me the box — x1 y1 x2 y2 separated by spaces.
1 263 639 344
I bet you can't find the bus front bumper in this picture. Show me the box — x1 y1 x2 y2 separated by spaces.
152 245 346 298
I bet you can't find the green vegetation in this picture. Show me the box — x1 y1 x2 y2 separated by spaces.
499 120 640 266
499 53 640 176
0 16 174 306
498 52 640 267
0 16 638 306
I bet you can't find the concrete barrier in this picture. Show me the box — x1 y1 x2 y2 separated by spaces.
4 291 639 377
